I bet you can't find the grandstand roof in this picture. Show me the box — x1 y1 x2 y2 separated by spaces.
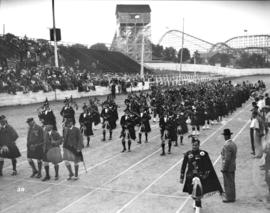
116 5 151 14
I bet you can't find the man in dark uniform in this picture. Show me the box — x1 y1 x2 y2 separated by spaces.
26 118 44 178
137 106 151 144
100 100 118 141
0 115 21 176
175 111 188 146
120 109 136 152
79 104 94 147
60 97 76 126
180 137 223 213
159 110 177 156
38 99 57 130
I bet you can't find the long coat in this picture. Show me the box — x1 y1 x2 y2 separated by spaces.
63 126 84 162
181 149 223 195
0 124 21 159
79 112 94 136
27 123 44 160
43 129 62 163
221 139 237 172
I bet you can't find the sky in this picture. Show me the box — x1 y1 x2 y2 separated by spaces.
0 0 269 47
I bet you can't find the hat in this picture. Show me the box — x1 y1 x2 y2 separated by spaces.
222 129 233 135
26 117 34 123
0 115 6 121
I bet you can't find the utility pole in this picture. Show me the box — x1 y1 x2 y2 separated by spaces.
140 24 145 80
52 0 59 67
3 24 5 35
180 18 184 74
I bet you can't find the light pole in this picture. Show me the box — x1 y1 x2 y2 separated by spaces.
140 24 145 80
179 18 184 74
52 0 59 68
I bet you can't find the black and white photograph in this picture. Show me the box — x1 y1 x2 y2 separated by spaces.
0 0 270 212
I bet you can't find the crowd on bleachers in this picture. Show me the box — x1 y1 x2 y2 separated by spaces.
0 65 153 94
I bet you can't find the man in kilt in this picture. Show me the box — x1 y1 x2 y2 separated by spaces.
0 115 21 176
100 100 117 141
26 118 44 178
120 109 136 152
79 104 94 147
175 111 188 146
137 106 151 144
180 137 223 213
159 110 177 156
63 119 84 180
38 99 57 131
60 97 76 126
42 123 62 181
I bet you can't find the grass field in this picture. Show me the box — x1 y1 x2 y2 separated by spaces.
0 75 270 213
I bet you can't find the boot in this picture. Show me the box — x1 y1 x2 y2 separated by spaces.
42 165 50 181
28 160 38 178
54 165 59 180
0 161 4 176
102 130 106 141
86 137 90 147
66 164 74 180
109 131 112 140
36 161 42 178
168 141 172 154
11 159 17 176
74 165 79 180
180 136 184 145
160 143 165 156
137 133 142 144
121 140 126 152
128 140 131 152
145 133 148 143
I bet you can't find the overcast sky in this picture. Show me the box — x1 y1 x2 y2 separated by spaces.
0 0 269 47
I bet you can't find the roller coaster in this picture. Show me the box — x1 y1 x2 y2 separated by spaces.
158 30 270 61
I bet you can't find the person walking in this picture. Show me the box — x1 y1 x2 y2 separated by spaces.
221 128 237 203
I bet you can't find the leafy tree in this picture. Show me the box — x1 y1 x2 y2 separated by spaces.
152 44 164 58
177 48 190 62
190 50 202 64
162 47 177 61
72 43 88 49
90 43 108 51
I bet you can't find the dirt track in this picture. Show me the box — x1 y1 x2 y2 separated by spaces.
0 75 270 213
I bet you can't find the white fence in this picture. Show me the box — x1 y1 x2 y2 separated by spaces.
0 82 150 107
145 63 270 77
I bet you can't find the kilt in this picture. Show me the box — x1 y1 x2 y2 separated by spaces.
0 144 21 159
63 146 83 162
81 124 93 137
43 147 62 164
27 144 43 160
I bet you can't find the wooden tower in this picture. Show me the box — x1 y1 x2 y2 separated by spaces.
110 4 152 62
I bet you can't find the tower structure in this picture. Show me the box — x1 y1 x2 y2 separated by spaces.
110 4 152 62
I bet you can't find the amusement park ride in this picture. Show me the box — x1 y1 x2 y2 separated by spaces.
110 4 270 64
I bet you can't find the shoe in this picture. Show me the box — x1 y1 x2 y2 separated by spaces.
160 153 165 156
42 176 50 181
36 173 42 178
11 170 17 176
55 176 59 180
67 175 74 180
121 148 126 153
222 199 235 203
30 171 38 178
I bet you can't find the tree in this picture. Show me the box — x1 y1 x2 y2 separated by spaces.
177 48 190 63
72 43 88 49
162 47 177 61
190 50 202 64
152 44 164 58
90 43 108 51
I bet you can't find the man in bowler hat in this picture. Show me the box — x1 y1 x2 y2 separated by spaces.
221 128 237 202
